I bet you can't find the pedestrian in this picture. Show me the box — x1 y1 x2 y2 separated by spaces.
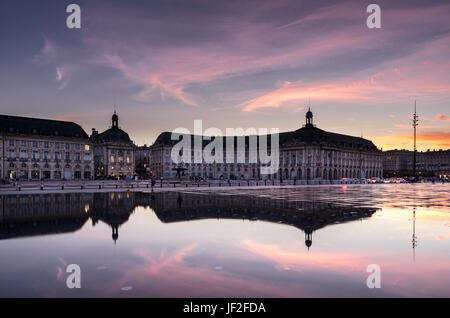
151 175 156 191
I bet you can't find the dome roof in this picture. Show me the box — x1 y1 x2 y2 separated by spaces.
154 125 378 150
0 115 90 139
280 125 377 149
97 127 132 143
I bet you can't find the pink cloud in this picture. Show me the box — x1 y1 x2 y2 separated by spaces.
55 67 68 90
91 23 374 107
95 244 293 297
241 239 369 272
240 239 450 296
33 37 57 63
437 114 450 122
41 1 450 112
239 29 450 112
437 233 450 241
34 37 74 90
82 2 383 107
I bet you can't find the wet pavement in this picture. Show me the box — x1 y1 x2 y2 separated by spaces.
0 183 449 297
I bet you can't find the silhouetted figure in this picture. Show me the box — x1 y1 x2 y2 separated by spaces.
151 175 156 191
177 195 183 208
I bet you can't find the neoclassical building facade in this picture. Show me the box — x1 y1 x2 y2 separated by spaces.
276 109 383 180
1 110 384 181
91 111 136 179
148 109 383 180
384 149 450 178
0 115 94 181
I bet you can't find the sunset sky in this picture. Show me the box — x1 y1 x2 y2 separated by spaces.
1 0 449 150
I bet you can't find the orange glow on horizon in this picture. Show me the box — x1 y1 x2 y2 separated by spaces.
372 131 450 151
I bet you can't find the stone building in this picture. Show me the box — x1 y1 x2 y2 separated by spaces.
135 145 151 177
384 149 450 178
0 115 94 181
148 109 384 180
91 111 135 179
417 150 450 178
383 150 413 173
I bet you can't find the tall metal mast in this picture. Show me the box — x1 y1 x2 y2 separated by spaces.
412 207 417 262
412 101 419 177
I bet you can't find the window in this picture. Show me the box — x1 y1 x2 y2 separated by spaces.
75 152 81 161
44 151 50 160
75 144 81 150
44 142 49 148
20 140 27 147
110 155 115 163
8 150 15 159
33 141 38 148
55 152 61 160
65 143 70 150
84 153 91 161
32 151 39 160
65 152 70 160
55 143 60 149
20 149 27 159
9 140 14 147
84 145 90 151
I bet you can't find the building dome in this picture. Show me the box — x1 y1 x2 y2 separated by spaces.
97 127 132 143
93 110 133 144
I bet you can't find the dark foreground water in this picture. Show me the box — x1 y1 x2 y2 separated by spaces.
0 184 449 297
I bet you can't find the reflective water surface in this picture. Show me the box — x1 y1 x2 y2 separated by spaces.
0 184 449 297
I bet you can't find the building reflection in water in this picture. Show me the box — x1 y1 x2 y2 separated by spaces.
0 191 378 249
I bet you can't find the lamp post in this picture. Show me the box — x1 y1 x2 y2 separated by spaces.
412 101 419 178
